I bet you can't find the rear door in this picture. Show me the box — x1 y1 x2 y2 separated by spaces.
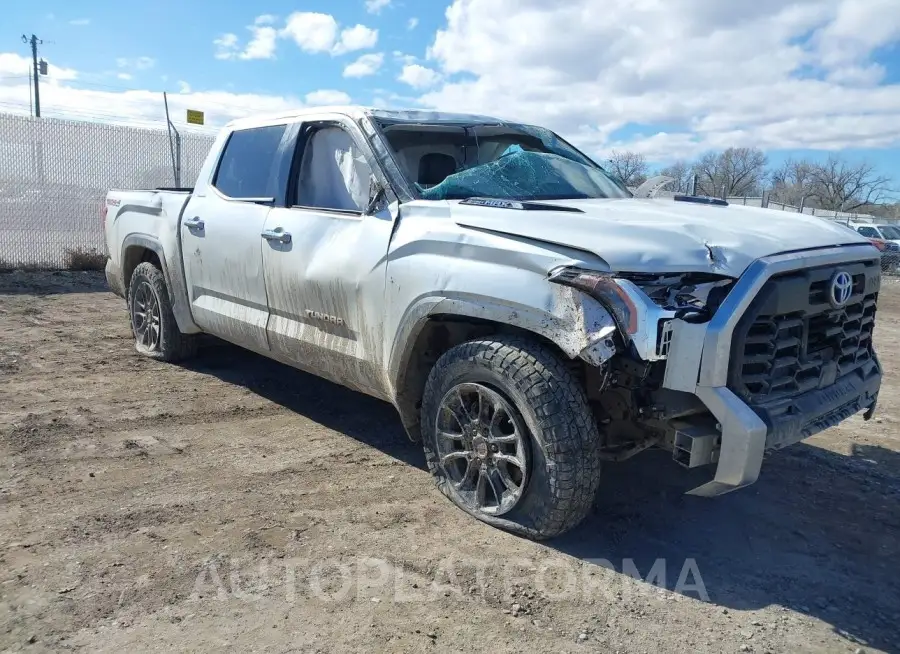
181 124 288 353
260 117 396 398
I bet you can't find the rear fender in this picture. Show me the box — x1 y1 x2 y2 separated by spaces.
121 234 200 334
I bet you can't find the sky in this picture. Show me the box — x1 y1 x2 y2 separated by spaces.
1 0 899 182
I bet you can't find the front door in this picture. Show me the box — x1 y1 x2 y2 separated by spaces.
181 123 288 353
261 121 395 398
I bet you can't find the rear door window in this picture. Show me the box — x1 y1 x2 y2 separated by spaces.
213 125 287 198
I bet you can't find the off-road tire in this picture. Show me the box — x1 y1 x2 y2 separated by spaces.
420 336 602 540
127 261 197 362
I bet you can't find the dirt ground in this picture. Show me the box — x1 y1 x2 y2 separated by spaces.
0 271 898 654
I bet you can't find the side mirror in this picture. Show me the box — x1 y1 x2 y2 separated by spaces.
365 176 388 215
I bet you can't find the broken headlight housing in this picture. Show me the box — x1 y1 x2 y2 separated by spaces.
618 272 734 321
549 267 734 361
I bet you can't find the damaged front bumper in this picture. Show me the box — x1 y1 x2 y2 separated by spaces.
660 244 882 497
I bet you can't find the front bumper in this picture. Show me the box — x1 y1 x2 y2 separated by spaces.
661 244 883 497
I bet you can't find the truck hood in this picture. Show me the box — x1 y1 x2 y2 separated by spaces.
451 197 872 277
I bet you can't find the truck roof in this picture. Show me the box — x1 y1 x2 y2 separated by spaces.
225 106 511 130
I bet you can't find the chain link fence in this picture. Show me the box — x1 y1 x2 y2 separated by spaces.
0 113 214 269
724 196 882 222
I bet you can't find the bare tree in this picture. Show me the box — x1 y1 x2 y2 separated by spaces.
869 202 900 220
607 150 648 188
769 158 816 207
806 156 893 212
692 147 768 198
657 160 693 194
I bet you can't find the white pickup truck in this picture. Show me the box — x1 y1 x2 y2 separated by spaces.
104 106 882 539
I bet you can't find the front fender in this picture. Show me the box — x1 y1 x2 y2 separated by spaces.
389 287 618 392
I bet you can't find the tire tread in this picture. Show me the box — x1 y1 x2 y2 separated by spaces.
421 335 602 540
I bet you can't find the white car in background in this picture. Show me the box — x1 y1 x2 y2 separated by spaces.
850 222 900 247
847 222 900 271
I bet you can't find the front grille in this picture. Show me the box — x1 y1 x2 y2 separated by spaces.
729 260 880 408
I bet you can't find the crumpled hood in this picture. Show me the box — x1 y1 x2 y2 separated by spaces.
451 197 872 277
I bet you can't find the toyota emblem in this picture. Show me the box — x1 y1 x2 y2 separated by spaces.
829 271 853 308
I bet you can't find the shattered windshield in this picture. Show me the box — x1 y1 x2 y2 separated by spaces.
378 121 630 202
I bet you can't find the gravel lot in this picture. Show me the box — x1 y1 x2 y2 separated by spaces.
1 271 898 653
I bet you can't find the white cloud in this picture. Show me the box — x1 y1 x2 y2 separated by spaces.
241 25 278 60
365 0 392 14
280 13 377 56
393 52 418 65
213 33 240 60
117 73 132 81
0 51 356 131
305 89 352 105
0 52 77 82
407 17 419 30
116 56 155 71
343 53 384 78
398 64 441 89
0 79 294 130
69 18 90 26
215 17 279 61
281 12 339 54
333 25 379 55
418 0 900 160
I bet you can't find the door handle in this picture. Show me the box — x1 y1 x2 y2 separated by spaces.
184 217 204 230
261 228 292 244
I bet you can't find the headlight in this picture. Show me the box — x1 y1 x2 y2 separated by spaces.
548 267 638 334
619 271 734 320
549 266 735 362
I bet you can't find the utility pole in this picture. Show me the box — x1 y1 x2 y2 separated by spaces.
22 34 44 118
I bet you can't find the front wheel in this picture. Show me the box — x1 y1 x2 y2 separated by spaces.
420 336 602 540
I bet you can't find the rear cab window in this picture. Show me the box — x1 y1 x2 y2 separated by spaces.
212 124 287 198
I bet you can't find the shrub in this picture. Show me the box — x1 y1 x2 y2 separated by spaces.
64 247 108 271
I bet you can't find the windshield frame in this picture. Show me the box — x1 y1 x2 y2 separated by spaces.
368 117 632 202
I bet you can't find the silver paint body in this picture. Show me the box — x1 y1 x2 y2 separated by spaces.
103 106 880 495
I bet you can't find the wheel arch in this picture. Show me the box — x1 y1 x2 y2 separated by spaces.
389 295 612 442
121 235 166 294
120 234 200 334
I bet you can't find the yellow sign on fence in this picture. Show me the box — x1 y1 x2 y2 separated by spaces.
186 109 205 125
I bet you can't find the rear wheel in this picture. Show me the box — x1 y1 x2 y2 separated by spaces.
127 262 196 362
420 336 602 540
